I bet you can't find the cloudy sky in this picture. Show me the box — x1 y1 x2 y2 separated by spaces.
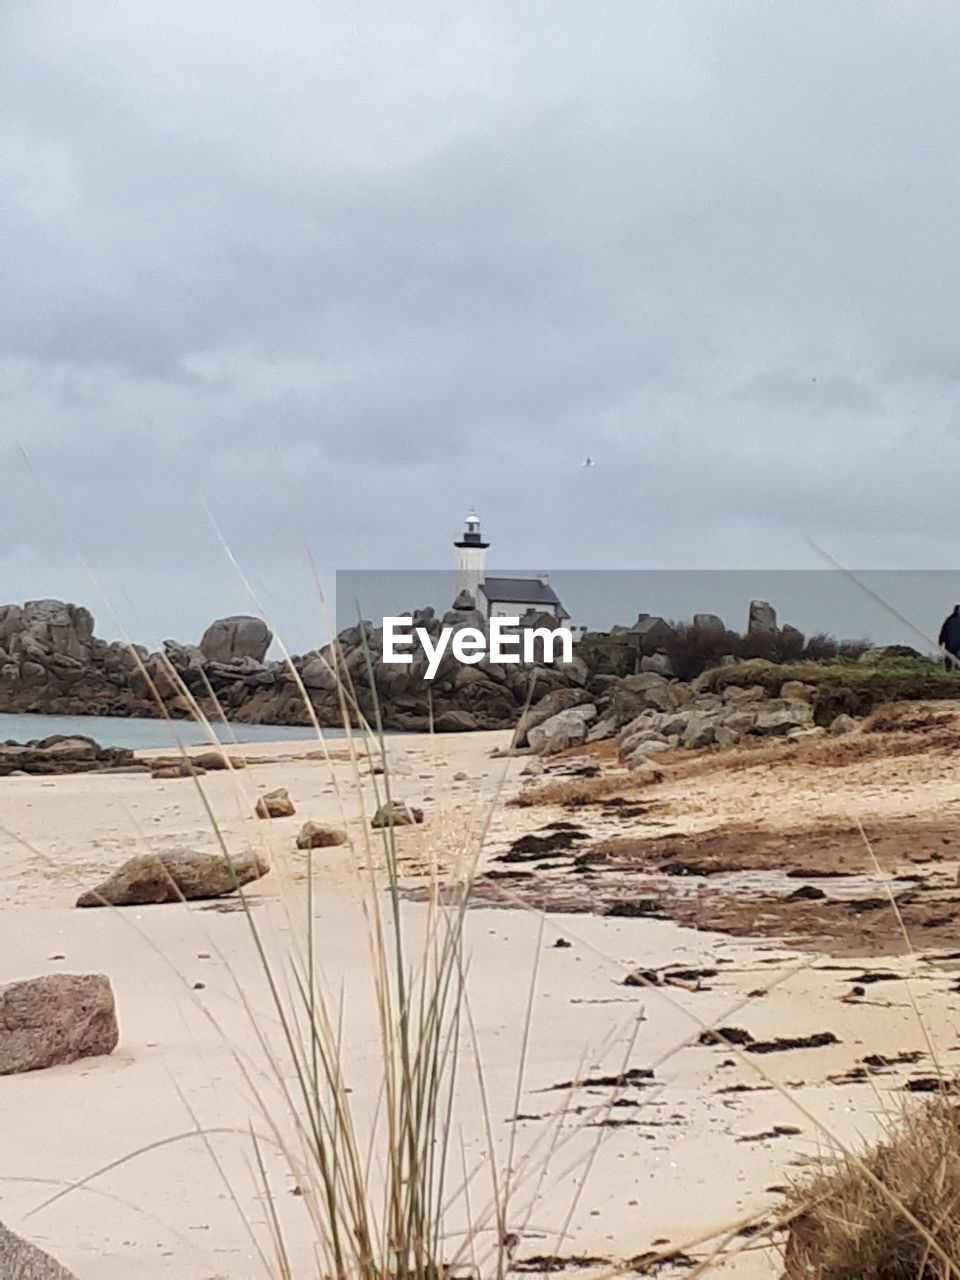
4 1 960 651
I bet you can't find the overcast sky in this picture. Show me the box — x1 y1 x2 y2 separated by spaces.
4 1 960 652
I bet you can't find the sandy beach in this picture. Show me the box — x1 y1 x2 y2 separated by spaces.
3 724 960 1278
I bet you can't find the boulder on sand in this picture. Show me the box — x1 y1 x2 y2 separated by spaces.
296 821 348 849
255 788 295 818
371 800 423 828
192 750 244 771
76 849 269 907
0 973 118 1074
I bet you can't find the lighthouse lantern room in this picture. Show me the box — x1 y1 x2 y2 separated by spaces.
453 510 489 602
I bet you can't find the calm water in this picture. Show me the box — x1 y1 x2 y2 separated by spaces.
0 712 335 751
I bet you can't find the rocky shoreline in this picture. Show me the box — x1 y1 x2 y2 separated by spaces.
0 597 588 730
0 595 944 740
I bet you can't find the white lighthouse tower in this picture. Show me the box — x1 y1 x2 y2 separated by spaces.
453 510 489 604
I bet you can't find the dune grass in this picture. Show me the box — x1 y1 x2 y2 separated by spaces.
783 1098 960 1280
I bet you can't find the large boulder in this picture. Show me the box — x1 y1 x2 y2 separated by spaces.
300 650 339 691
693 613 725 634
748 600 778 634
753 698 814 735
0 1220 79 1278
76 849 269 906
18 600 94 663
610 674 681 726
515 687 593 745
0 974 118 1074
199 615 272 664
618 711 677 763
682 710 720 749
528 704 597 755
640 653 675 677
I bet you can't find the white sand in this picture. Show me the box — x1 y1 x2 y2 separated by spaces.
2 730 960 1278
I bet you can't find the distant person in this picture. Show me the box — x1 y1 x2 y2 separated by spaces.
939 605 960 669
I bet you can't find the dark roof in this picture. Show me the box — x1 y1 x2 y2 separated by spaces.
480 577 570 620
629 615 675 637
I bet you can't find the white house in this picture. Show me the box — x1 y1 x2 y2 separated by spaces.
453 511 575 631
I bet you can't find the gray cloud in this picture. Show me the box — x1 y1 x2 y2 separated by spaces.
3 0 960 651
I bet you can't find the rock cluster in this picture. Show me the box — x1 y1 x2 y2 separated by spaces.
290 602 588 732
524 670 860 766
0 594 889 732
0 599 283 722
0 598 587 730
0 735 135 776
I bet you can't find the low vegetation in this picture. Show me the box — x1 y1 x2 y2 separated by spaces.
699 656 960 721
783 1098 960 1280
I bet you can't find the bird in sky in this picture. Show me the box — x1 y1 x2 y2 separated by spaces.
582 456 595 467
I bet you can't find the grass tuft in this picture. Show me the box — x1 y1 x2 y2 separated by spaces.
784 1098 960 1280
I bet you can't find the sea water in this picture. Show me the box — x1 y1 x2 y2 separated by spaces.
0 712 334 751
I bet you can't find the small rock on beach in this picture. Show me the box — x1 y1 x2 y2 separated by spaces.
255 787 295 818
296 821 348 849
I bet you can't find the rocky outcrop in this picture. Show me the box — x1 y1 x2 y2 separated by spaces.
0 974 118 1074
0 598 588 730
0 736 135 776
0 594 873 734
76 849 269 906
0 1221 79 1279
518 666 869 765
611 681 825 769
